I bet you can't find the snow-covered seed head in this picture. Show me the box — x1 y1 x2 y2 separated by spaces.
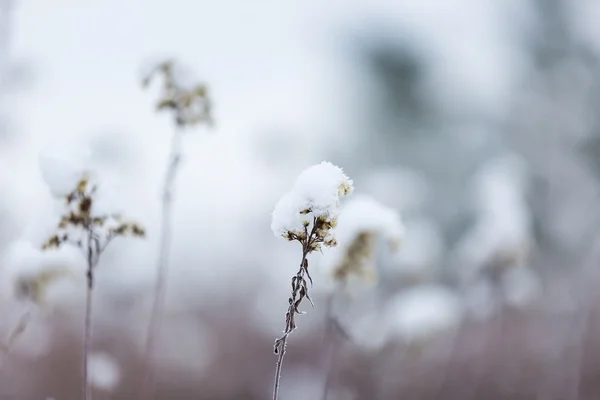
141 59 213 128
326 195 404 285
271 161 353 251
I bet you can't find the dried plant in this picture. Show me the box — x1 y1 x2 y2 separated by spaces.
41 175 145 400
270 162 353 400
319 195 404 400
142 59 213 128
139 58 213 400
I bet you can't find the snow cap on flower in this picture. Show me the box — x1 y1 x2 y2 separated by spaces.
334 195 404 250
321 195 404 285
271 161 353 248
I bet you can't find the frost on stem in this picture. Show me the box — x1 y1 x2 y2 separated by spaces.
141 59 213 128
271 162 353 400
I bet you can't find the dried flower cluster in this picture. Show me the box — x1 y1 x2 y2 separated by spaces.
42 176 145 273
271 162 353 400
142 59 213 128
332 231 378 284
271 161 353 247
327 195 404 287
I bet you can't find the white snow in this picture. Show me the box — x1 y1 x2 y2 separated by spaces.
88 351 121 391
317 195 404 291
38 142 93 198
332 195 404 250
385 285 464 344
271 161 353 240
393 217 443 280
455 154 532 279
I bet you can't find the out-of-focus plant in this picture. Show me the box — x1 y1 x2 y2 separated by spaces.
1 266 73 357
270 161 353 400
139 59 213 400
319 195 404 400
41 175 145 400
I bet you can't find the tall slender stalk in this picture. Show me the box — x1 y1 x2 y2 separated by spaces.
138 59 212 400
273 222 318 400
41 176 145 400
82 231 94 400
140 129 182 399
320 296 341 400
272 334 287 400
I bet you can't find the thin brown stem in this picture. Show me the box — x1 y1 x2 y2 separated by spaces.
273 335 287 400
273 222 319 400
140 129 183 400
83 230 94 400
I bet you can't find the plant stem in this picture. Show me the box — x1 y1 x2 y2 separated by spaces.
83 232 94 400
321 297 340 400
273 334 287 400
272 241 315 400
141 129 182 399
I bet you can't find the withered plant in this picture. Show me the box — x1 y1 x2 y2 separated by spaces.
273 216 339 400
42 176 145 400
270 161 353 400
318 195 404 400
139 59 213 400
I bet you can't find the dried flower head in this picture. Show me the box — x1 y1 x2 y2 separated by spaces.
325 195 404 286
41 175 145 269
271 161 353 251
142 59 213 128
332 232 377 284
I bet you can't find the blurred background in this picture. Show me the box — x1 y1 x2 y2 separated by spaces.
2 0 600 399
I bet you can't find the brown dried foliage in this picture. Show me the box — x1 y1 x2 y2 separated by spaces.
42 176 145 265
274 216 340 354
142 59 213 128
